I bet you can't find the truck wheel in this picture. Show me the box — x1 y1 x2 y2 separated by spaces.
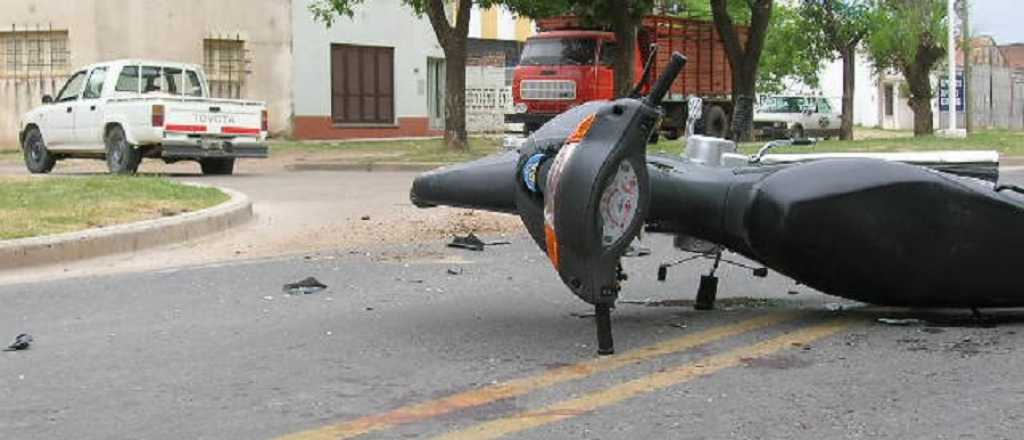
105 126 141 175
22 127 56 174
663 128 682 141
789 124 805 140
200 158 235 175
703 106 729 139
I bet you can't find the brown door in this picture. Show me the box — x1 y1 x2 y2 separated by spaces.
331 44 394 124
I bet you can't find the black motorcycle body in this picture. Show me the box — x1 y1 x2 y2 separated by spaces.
647 154 1024 308
409 51 1024 352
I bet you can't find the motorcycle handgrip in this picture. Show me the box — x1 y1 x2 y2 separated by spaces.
645 52 687 107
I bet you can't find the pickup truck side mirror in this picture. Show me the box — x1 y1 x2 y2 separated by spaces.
42 95 53 104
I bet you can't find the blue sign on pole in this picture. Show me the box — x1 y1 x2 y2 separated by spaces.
939 73 964 112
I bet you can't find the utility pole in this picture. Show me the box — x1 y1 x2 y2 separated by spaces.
943 0 966 137
960 0 972 134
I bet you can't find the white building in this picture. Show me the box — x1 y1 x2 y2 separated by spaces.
290 0 447 139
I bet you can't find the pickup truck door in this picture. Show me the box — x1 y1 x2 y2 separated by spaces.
73 66 109 151
798 98 818 130
45 70 87 147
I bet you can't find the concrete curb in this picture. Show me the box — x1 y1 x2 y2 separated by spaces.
1002 156 1024 167
285 162 445 172
0 184 253 271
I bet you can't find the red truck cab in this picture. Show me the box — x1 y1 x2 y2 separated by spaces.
507 15 744 139
511 31 643 132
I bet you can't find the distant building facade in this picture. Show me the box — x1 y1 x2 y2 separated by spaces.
1 0 462 144
0 0 292 143
290 0 446 139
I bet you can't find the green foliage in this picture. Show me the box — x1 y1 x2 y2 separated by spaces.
310 0 569 27
663 0 749 21
311 0 515 26
800 0 872 53
507 0 654 22
865 0 948 75
663 1 820 94
758 4 827 93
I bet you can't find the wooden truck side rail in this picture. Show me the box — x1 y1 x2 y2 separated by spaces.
535 15 748 100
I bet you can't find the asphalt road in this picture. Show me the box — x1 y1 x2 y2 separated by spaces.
1 167 1022 440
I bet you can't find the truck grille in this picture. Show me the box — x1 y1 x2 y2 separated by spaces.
520 80 576 101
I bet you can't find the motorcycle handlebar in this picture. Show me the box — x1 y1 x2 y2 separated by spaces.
644 52 687 107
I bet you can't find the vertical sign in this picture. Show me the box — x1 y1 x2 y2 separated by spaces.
939 73 965 112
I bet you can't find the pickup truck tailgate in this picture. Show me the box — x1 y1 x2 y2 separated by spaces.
165 100 262 136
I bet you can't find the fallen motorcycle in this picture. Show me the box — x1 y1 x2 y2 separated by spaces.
410 52 1024 355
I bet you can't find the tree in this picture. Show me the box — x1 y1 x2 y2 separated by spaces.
758 4 828 94
799 0 872 140
667 0 822 94
709 0 774 141
311 0 499 151
865 0 947 136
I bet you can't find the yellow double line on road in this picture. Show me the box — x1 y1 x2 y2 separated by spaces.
276 313 797 440
433 318 852 440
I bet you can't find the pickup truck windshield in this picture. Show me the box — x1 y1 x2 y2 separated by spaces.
56 71 87 102
759 97 809 113
520 38 597 66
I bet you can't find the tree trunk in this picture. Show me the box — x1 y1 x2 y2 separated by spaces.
897 40 945 137
905 68 934 136
731 67 757 142
423 0 471 151
710 0 772 142
610 6 637 98
840 45 856 141
443 42 469 151
909 97 933 136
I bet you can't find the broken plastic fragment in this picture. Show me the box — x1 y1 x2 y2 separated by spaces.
448 233 486 251
283 276 328 295
877 318 926 326
4 333 32 351
448 233 511 251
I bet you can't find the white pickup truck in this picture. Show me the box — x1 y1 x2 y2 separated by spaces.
752 95 842 140
18 59 268 175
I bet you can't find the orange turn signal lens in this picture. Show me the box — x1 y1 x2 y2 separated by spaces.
545 223 560 270
566 113 596 144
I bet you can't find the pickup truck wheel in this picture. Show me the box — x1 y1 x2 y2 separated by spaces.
200 158 235 175
22 127 56 174
105 126 141 175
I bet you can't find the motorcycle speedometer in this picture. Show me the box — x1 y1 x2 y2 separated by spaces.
598 160 641 247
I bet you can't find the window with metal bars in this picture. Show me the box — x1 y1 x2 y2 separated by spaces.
0 29 69 77
203 38 248 98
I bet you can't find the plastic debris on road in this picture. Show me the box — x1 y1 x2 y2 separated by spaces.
447 233 511 251
877 318 926 326
4 333 33 351
283 277 328 295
